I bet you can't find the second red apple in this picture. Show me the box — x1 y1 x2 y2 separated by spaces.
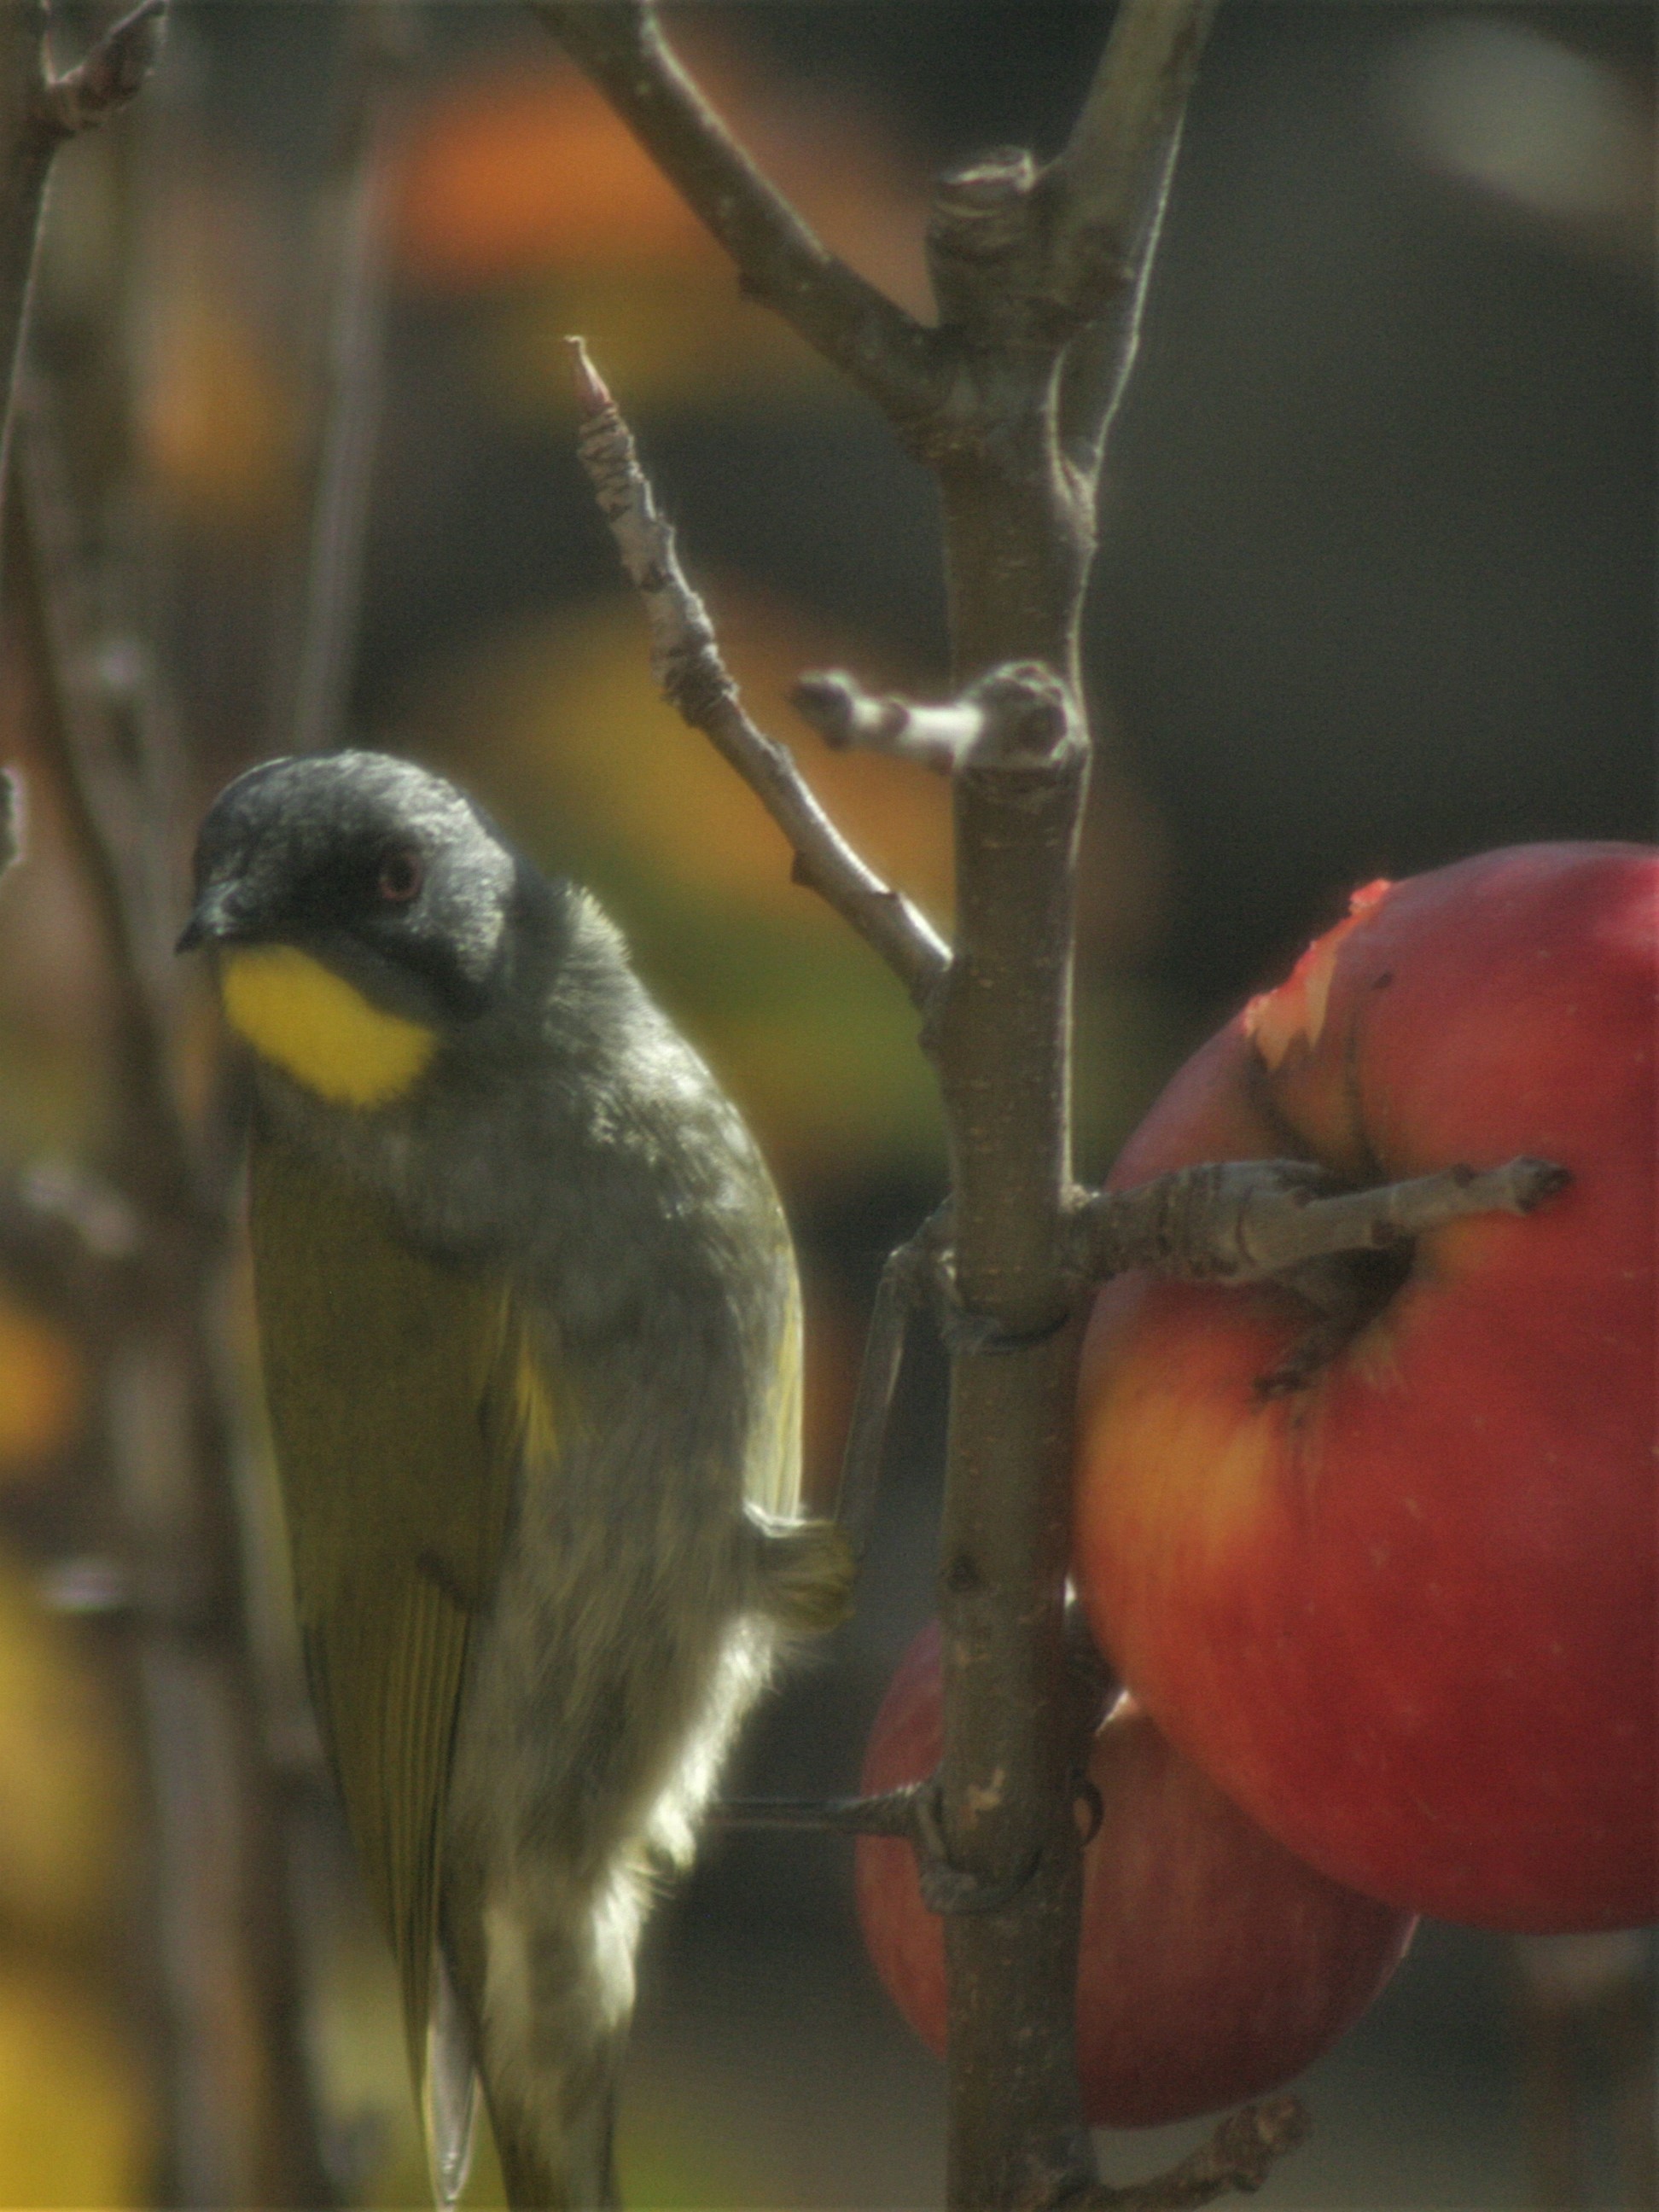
856 1622 1415 2128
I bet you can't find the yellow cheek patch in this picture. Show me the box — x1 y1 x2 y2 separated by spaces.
219 945 437 1107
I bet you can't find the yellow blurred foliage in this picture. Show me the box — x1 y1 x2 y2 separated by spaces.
396 39 931 319
397 63 713 285
0 1294 82 1473
0 1551 131 1941
140 288 295 525
0 1960 153 2207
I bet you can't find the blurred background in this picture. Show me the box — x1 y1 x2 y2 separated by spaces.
0 2 1651 2204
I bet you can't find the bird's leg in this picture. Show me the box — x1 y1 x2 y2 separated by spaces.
833 1204 950 1555
746 1206 948 1633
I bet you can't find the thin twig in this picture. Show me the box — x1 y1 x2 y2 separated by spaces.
711 1787 924 1839
8 390 196 1220
1071 1155 1570 1285
1047 0 1218 323
282 1 407 756
832 1212 951 1557
1045 0 1216 466
1073 2095 1311 2212
568 338 949 1010
1055 119 1184 475
0 761 18 876
536 3 939 431
794 662 1080 776
0 1 166 524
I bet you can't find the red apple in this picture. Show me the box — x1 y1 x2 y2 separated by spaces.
1074 844 1656 1933
855 1621 1416 2128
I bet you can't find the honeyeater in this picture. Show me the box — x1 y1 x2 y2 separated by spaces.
178 751 853 2209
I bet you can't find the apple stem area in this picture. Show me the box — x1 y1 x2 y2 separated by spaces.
1070 1154 1569 1289
1076 1153 1569 1392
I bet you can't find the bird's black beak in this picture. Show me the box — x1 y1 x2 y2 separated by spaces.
176 884 241 955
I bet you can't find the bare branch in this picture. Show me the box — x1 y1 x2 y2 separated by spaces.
1072 1155 1570 1285
0 2 167 544
832 1210 952 1558
712 1786 925 1840
1048 0 1217 317
8 389 197 1220
550 13 1221 2204
282 2 408 756
35 0 166 141
1076 2094 1311 2212
0 3 58 527
535 2 940 429
1046 0 1218 469
794 662 1081 776
1054 119 1183 475
568 339 950 1009
0 761 18 877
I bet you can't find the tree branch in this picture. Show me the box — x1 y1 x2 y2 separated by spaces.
0 760 17 877
554 11 1221 2203
536 3 940 430
1071 1155 1570 1284
0 2 165 530
711 1786 926 1840
1078 2095 1311 2212
8 388 198 1223
1047 0 1217 323
279 1 407 757
568 339 949 1010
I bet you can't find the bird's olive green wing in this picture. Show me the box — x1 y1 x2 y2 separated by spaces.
249 1128 533 2091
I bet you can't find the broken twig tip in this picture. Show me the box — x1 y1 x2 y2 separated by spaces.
39 0 169 137
1516 1157 1572 1208
565 336 614 418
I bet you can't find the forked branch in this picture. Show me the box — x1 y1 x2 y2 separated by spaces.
549 9 1235 2208
568 338 949 1010
533 1 939 428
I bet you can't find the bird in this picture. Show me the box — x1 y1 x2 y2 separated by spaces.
178 749 853 2209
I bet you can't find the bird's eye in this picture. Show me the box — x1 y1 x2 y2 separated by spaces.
376 848 424 905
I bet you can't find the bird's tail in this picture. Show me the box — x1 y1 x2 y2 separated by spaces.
489 2053 622 2212
464 1862 643 2211
425 1951 481 2208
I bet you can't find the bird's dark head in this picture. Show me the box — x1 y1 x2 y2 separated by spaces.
179 751 532 1108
